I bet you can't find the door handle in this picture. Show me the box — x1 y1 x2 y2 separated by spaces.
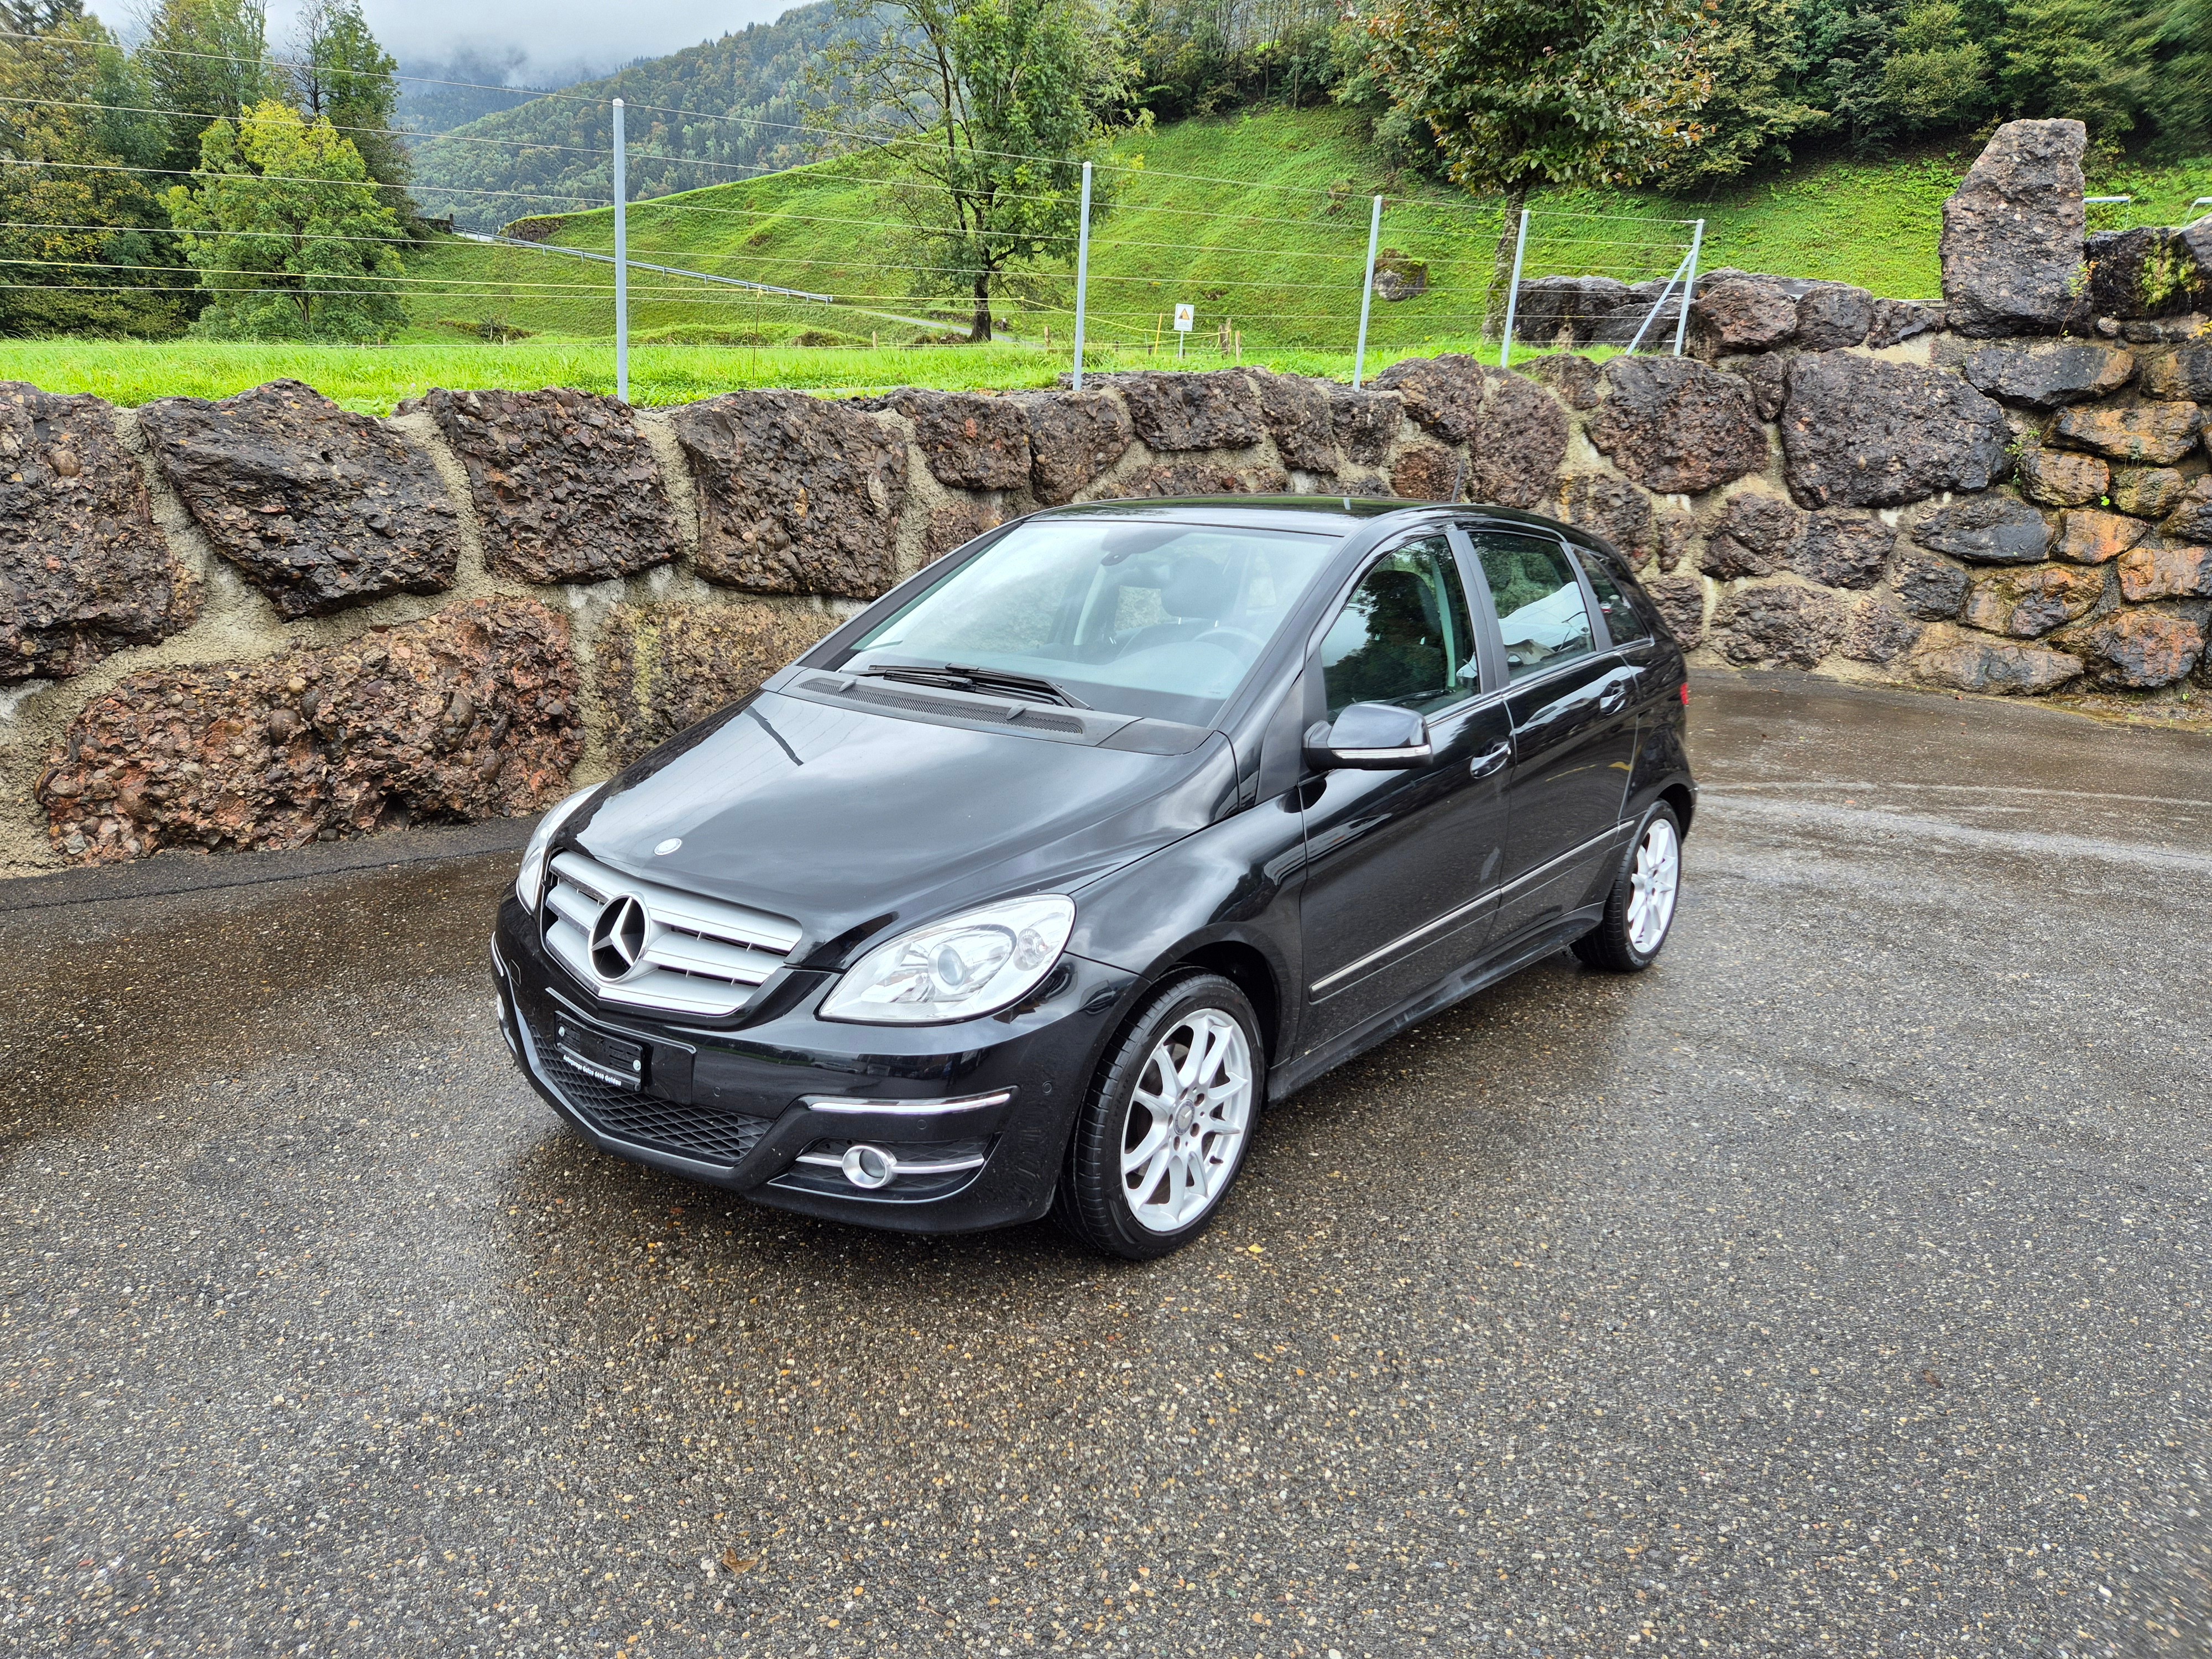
1468 743 1510 780
1597 682 1630 714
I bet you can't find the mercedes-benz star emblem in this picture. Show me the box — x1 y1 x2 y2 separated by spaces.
588 894 650 982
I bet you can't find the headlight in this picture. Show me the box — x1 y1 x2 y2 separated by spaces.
819 895 1076 1025
515 785 597 911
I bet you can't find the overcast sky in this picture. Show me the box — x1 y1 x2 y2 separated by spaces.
90 0 798 84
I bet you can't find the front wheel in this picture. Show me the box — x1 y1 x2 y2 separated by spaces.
1055 973 1262 1260
1573 805 1683 973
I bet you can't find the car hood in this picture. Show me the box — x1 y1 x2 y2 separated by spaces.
572 690 1240 963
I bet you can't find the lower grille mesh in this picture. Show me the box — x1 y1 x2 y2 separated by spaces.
526 1008 773 1166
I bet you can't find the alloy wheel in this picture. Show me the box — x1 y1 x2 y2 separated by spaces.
1627 815 1681 955
1120 1008 1254 1234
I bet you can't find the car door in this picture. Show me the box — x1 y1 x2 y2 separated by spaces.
1296 531 1513 1060
1468 528 1644 954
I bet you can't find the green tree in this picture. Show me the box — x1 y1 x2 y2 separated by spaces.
1876 0 1993 131
1663 0 1828 189
0 0 185 335
816 0 1134 341
288 0 410 201
139 0 269 177
163 97 406 339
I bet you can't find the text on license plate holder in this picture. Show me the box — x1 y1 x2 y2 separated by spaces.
556 1019 647 1091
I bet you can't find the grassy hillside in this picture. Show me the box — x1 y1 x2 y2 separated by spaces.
18 105 2209 411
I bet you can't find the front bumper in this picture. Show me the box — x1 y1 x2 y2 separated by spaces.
490 896 1139 1233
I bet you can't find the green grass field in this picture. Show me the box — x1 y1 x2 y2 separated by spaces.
8 104 2207 410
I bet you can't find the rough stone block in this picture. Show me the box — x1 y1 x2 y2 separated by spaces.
925 499 1006 560
1110 371 1265 451
1124 461 1288 498
1021 392 1131 505
1 384 196 682
1641 571 1707 648
1511 276 1630 344
2050 402 2201 466
1841 597 1922 663
1557 473 1655 563
1326 386 1403 464
1520 354 1601 411
1866 299 1943 349
598 598 843 761
140 379 457 619
1247 370 1338 473
1892 546 1970 620
2015 446 2109 508
1959 343 2135 408
1655 509 1696 573
2055 509 2149 565
37 597 580 862
1389 447 1463 502
1791 511 1895 589
889 390 1030 489
1911 495 2053 564
2139 346 2212 401
1960 564 2105 636
2159 476 2212 544
2115 538 2212 602
671 392 907 598
1372 355 1487 445
1468 374 1567 509
2088 228 2209 321
1592 358 1767 495
1911 633 2083 693
1792 283 1875 351
1710 583 1850 667
1692 276 1800 352
419 388 676 584
1729 354 1790 422
1700 491 1804 580
1940 119 2091 337
1780 353 2010 508
2058 608 2206 687
2110 467 2188 519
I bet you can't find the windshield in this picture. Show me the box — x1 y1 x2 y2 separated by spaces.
840 518 1345 725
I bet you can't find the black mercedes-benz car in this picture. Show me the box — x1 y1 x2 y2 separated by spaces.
491 495 1693 1258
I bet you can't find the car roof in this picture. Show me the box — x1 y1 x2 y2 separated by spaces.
1027 494 1585 542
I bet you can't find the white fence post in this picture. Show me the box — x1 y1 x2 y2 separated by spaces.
1071 160 1092 390
1671 218 1704 357
1353 194 1382 390
612 97 628 404
1497 207 1530 369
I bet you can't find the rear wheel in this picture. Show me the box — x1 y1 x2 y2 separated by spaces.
1573 805 1682 973
1055 973 1261 1260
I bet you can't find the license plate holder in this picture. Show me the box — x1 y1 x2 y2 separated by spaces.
556 1018 647 1092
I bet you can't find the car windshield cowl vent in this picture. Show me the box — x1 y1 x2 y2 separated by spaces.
788 672 1131 745
541 849 802 1019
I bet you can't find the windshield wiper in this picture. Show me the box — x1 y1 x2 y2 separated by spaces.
857 662 1089 709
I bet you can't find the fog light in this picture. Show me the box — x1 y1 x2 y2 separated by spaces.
841 1145 895 1190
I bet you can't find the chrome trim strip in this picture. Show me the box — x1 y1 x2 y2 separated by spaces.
805 1088 1015 1117
1308 821 1630 997
794 1150 988 1176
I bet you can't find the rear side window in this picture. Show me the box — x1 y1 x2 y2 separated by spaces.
1577 551 1652 645
1470 533 1596 682
1318 536 1480 715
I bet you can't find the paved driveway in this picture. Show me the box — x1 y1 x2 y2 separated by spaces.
2 672 2205 1657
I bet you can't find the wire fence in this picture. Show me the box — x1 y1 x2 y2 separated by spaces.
1 27 1718 396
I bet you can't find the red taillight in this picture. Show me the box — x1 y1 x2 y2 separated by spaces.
1679 682 1691 708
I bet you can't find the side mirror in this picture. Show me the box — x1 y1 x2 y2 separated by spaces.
1303 702 1433 771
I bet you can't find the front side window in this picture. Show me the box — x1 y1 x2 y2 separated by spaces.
1318 536 1479 716
1472 533 1596 682
843 518 1345 726
1578 550 1652 645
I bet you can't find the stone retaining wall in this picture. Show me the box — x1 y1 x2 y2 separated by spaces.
3 117 2208 875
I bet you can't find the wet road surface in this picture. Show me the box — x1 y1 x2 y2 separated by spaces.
1 670 2206 1657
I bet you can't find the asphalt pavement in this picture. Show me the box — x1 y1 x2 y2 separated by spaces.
1 670 2206 1658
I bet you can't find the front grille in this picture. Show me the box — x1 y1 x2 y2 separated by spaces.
526 1007 773 1166
542 849 801 1018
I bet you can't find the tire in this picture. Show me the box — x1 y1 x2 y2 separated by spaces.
1054 973 1264 1260
1573 804 1684 973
